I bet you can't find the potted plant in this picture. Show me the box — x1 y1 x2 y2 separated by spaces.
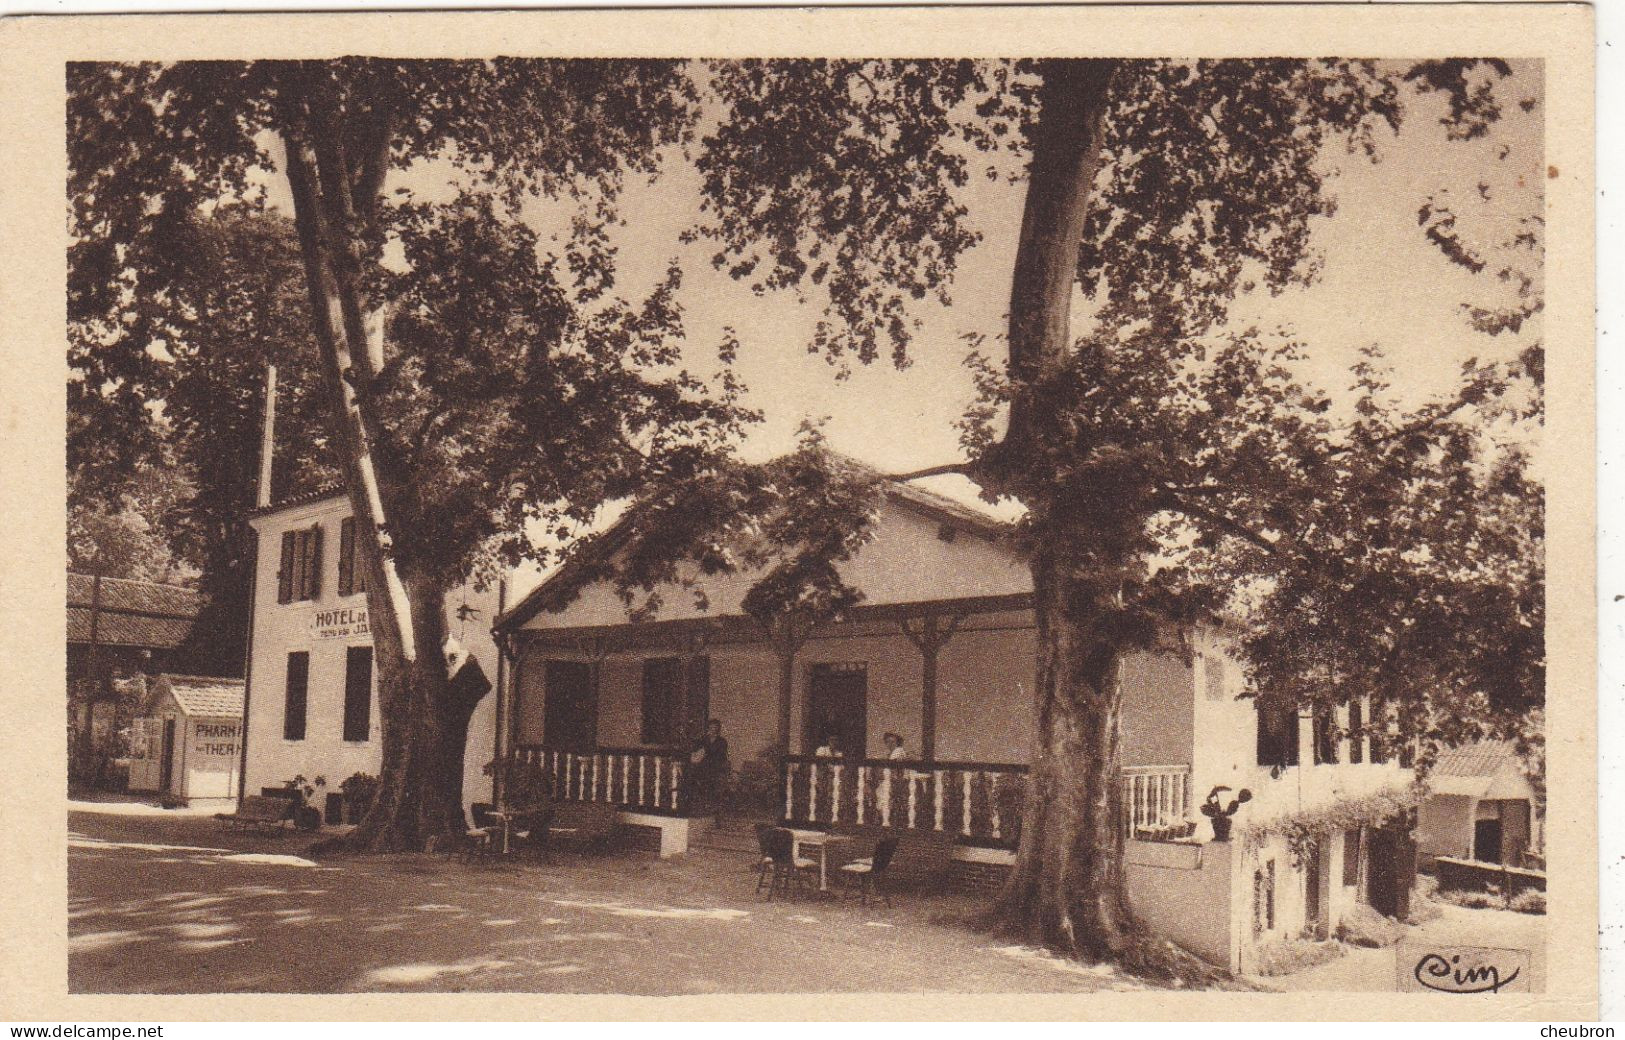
1200 785 1252 842
286 774 327 830
339 772 378 825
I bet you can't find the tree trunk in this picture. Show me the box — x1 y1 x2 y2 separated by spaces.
990 544 1136 961
341 571 487 851
974 59 1152 961
274 77 480 852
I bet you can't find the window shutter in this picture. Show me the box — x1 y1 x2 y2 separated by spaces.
1348 700 1364 764
338 517 355 597
1203 654 1225 701
283 651 309 741
343 646 373 742
306 524 323 599
353 521 367 594
278 531 296 604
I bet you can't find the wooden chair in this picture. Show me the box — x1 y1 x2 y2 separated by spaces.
762 827 816 901
838 836 898 906
753 822 778 894
508 806 554 862
453 801 500 863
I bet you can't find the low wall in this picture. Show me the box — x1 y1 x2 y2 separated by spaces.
1125 838 1236 971
1434 856 1546 895
618 810 689 859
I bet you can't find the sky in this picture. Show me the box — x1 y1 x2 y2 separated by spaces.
254 59 1543 515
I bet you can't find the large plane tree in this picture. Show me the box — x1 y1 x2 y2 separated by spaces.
68 59 752 850
688 57 1542 972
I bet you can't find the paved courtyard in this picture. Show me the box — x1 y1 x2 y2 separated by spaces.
69 802 1150 995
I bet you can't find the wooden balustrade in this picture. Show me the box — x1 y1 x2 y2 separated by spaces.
782 756 1029 847
1121 764 1193 838
513 745 687 816
782 757 1194 846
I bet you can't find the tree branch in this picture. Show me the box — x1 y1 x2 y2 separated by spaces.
882 461 974 483
1156 489 1281 556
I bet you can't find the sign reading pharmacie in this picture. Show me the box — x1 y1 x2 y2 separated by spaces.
311 606 369 640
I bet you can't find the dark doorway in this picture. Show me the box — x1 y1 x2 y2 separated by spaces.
158 717 176 792
542 659 596 751
1474 817 1504 864
805 663 867 758
1366 819 1418 920
1304 841 1324 936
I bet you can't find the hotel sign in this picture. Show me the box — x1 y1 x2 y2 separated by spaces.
311 606 370 640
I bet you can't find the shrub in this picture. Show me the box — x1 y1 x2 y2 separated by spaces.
339 772 379 823
1508 889 1547 915
1434 885 1525 911
1335 903 1406 948
1254 938 1346 976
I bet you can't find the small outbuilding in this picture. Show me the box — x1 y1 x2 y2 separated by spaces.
1418 741 1539 868
127 674 246 804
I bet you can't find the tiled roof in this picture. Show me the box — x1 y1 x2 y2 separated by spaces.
159 674 246 718
246 485 346 519
495 458 1021 634
66 573 203 649
1433 740 1519 778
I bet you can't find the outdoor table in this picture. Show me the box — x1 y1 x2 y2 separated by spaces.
489 808 568 857
487 810 515 855
787 828 854 893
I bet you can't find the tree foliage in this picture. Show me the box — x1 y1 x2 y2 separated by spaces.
67 58 754 848
687 56 1542 968
693 56 1542 734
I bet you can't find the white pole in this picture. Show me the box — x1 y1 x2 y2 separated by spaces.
256 365 277 508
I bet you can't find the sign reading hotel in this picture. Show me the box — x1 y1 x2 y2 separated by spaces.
312 606 370 640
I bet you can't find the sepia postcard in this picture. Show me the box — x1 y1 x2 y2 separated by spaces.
0 2 1599 1024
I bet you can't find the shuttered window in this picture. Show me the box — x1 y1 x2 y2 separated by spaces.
283 651 309 741
278 531 296 603
1255 701 1299 767
278 525 324 603
685 656 711 743
641 657 683 745
1312 707 1339 764
1348 700 1365 764
338 516 368 597
1203 653 1226 701
343 645 373 742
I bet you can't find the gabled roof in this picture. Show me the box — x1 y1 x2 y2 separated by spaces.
246 485 346 520
1428 741 1535 801
67 573 203 650
155 674 246 718
494 462 1020 634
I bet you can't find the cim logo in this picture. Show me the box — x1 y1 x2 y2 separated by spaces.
1399 942 1530 994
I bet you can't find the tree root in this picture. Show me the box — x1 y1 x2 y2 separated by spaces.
969 904 1253 990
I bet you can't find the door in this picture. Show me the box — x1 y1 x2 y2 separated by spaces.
1474 817 1504 864
805 663 867 758
1304 841 1324 937
542 660 596 750
159 717 176 792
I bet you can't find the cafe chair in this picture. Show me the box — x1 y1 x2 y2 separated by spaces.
838 836 898 906
456 802 500 863
763 826 816 901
